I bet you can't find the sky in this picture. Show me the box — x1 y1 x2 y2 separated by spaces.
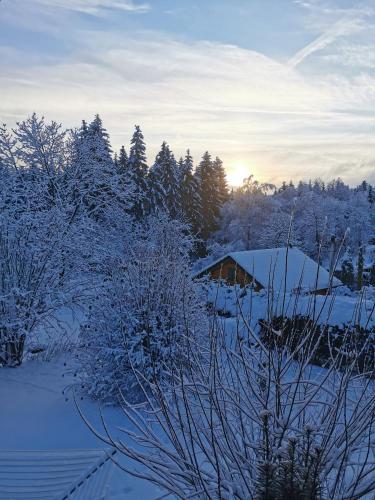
0 0 375 186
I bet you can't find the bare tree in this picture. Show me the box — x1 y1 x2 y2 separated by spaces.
81 284 375 499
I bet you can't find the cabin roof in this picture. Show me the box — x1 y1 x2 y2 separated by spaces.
0 449 114 499
196 247 342 293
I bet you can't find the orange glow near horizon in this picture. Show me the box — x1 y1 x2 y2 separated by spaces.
226 162 253 187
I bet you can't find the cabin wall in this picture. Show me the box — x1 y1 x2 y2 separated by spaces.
203 257 263 289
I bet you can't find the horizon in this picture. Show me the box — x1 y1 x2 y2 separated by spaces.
1 0 375 186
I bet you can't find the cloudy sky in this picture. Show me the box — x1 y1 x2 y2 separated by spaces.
1 0 375 185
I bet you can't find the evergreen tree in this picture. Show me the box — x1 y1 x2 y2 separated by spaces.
212 156 229 206
368 185 374 204
178 149 203 234
341 259 355 289
128 125 148 218
67 115 126 220
148 142 181 218
117 145 128 174
195 151 219 241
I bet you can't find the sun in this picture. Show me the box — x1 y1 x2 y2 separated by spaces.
227 163 252 187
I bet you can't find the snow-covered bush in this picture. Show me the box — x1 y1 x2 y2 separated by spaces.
91 291 375 499
0 210 82 366
79 214 208 401
260 314 375 374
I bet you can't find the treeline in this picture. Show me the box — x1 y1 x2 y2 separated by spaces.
1 112 374 268
213 174 375 286
0 113 229 255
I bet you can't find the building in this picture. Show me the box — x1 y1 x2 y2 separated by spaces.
0 449 115 499
195 247 342 295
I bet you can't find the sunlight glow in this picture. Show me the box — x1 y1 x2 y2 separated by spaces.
226 163 252 187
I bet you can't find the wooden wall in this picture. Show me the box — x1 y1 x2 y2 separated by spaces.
200 256 263 290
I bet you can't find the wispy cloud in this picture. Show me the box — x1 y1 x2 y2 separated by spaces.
34 0 150 15
1 31 375 185
288 16 363 68
0 0 374 185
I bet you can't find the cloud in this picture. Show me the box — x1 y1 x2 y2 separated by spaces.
288 16 363 68
0 1 374 185
322 42 375 68
1 32 374 186
33 0 150 15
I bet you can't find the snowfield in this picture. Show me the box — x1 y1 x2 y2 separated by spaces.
0 356 158 499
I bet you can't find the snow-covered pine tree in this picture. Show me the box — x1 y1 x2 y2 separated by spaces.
127 125 148 218
147 161 165 214
368 185 374 204
66 115 129 220
117 145 128 174
178 149 202 234
148 142 181 218
195 151 219 241
212 156 229 206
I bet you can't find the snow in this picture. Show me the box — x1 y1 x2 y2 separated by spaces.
364 244 375 269
0 449 114 499
0 357 159 499
197 247 342 293
205 283 375 330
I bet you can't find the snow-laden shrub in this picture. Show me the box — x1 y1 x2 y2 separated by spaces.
89 289 375 499
79 215 208 402
0 210 82 366
260 314 375 374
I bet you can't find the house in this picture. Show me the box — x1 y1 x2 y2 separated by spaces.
195 247 342 295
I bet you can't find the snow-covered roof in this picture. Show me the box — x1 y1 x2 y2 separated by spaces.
197 247 342 293
0 449 115 499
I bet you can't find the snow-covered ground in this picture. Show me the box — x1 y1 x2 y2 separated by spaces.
205 283 375 329
1 286 374 499
0 344 159 499
0 355 160 498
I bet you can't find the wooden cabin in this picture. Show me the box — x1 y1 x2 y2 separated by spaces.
195 248 342 295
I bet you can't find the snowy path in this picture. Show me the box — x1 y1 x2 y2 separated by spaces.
0 357 159 499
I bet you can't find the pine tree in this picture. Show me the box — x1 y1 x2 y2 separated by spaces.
212 156 229 206
195 152 229 243
194 151 219 241
341 259 355 289
128 125 148 218
178 150 202 234
67 115 125 220
368 185 374 204
117 145 128 174
148 142 181 218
